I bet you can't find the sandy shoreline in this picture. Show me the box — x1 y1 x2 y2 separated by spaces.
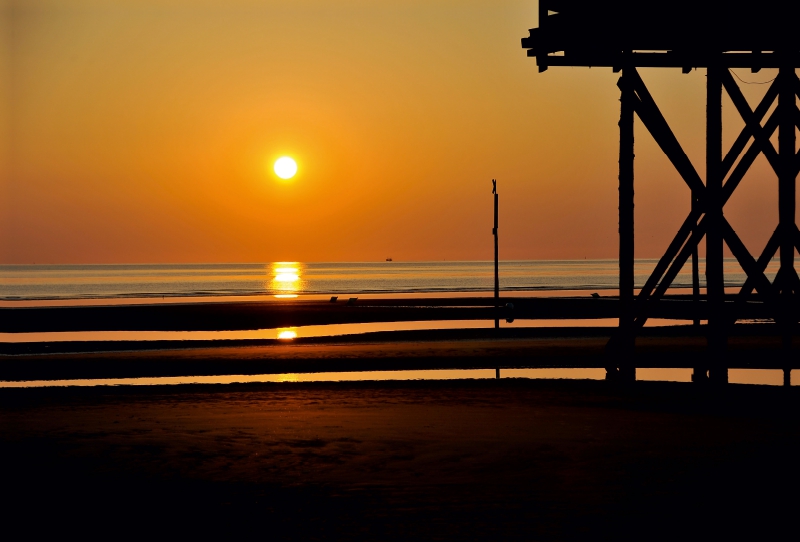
0 296 775 333
2 379 798 539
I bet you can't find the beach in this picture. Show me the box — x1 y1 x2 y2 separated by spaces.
1 326 797 383
3 379 799 540
0 296 776 333
3 285 798 538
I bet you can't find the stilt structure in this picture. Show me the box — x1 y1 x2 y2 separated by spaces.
522 1 800 383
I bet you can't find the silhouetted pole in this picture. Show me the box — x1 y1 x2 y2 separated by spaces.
493 179 500 379
706 65 727 385
691 191 702 382
615 67 636 382
493 179 499 330
778 63 796 387
691 193 700 327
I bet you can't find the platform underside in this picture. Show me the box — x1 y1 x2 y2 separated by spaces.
522 1 800 70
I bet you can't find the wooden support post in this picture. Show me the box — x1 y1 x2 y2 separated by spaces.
778 65 797 386
691 191 704 381
613 67 636 382
706 66 727 384
692 192 701 327
493 180 499 330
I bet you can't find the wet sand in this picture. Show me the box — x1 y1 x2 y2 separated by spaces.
2 379 799 540
0 296 773 333
1 327 797 381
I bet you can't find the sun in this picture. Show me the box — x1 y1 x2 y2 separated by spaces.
274 157 298 180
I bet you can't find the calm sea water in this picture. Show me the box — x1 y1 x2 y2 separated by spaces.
2 260 791 388
0 259 778 301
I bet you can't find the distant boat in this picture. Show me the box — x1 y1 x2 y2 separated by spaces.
385 257 393 262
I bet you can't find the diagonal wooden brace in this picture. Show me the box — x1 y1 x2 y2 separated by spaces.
626 71 707 198
721 72 780 177
728 226 781 325
635 208 703 307
634 217 707 328
738 226 781 299
722 111 779 204
722 217 776 302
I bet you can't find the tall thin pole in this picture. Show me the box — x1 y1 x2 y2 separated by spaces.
493 179 499 330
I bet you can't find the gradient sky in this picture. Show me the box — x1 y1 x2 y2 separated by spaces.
0 0 786 263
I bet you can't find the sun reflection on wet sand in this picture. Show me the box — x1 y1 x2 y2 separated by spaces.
0 318 724 344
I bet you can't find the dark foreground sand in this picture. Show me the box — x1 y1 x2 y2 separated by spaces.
2 379 799 540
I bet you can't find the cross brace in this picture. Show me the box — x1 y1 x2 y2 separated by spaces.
609 66 800 380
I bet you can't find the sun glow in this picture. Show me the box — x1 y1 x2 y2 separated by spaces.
270 262 302 296
274 157 297 179
277 330 297 340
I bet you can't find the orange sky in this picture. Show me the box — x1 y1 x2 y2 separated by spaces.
0 1 788 263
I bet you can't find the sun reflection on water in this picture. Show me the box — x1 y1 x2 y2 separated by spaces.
277 329 297 340
270 262 303 297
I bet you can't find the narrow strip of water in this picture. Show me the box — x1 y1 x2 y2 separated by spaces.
0 318 695 343
0 368 792 388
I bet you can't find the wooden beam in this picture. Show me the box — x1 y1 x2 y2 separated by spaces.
634 208 703 308
537 53 800 70
706 65 727 384
778 65 797 377
628 72 706 197
796 147 800 177
722 71 780 174
779 67 797 298
720 73 780 177
634 217 707 328
795 224 800 255
692 193 701 327
738 226 781 299
795 74 800 102
614 67 636 382
722 111 779 204
721 218 776 302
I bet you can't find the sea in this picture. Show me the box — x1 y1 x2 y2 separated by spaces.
0 259 777 302
1 259 788 387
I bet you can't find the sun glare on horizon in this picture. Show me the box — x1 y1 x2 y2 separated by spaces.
274 157 298 180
